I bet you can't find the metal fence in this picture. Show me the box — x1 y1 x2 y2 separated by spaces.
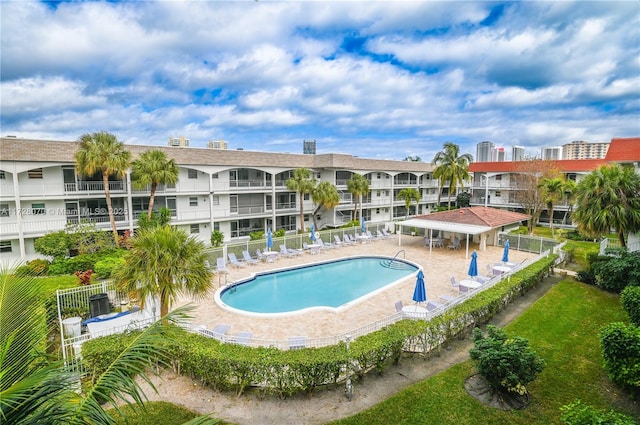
498 232 558 255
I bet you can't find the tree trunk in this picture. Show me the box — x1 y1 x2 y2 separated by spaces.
618 230 627 248
299 195 305 232
103 174 119 246
549 206 555 238
147 182 157 219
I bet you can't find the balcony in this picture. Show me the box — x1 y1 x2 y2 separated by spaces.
64 181 126 193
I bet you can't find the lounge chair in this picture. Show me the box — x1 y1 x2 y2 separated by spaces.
228 252 247 268
432 237 444 248
447 237 461 250
333 235 344 246
216 257 228 274
242 250 259 265
279 244 300 257
426 301 444 311
377 229 387 239
204 260 215 273
450 275 459 291
201 323 232 340
288 336 306 350
439 294 457 303
343 234 356 245
381 229 393 238
234 331 253 346
317 238 336 249
302 242 319 254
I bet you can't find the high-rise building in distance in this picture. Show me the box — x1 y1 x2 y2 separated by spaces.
512 146 525 161
542 146 563 160
562 140 610 159
476 141 494 162
168 136 189 147
303 139 316 154
208 140 228 150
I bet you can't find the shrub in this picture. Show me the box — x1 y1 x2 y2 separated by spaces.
560 399 637 425
48 254 98 275
273 228 286 237
15 258 51 276
620 286 640 326
469 325 545 395
592 252 640 292
94 255 126 279
249 230 264 241
599 322 640 389
34 230 72 259
210 230 224 247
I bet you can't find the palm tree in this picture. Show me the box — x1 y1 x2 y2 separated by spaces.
573 164 640 248
347 174 370 222
397 188 421 218
75 132 131 245
431 142 473 209
114 225 213 318
538 177 565 238
561 179 577 226
131 149 179 219
286 168 316 232
0 267 211 425
310 181 340 231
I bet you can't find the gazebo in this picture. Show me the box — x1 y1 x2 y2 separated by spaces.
397 207 531 258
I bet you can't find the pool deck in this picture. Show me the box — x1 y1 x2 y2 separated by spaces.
175 235 531 343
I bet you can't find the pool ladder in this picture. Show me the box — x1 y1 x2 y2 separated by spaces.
380 250 406 269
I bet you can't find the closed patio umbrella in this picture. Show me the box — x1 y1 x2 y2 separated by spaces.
412 270 426 304
468 250 478 279
361 218 366 233
267 228 273 252
310 224 316 242
502 239 510 263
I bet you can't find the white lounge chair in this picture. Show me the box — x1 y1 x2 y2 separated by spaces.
381 229 393 238
234 331 253 346
394 300 404 312
343 234 355 245
302 242 319 254
426 301 444 311
288 336 306 350
279 244 297 257
317 238 336 249
333 235 344 246
242 250 260 265
216 257 228 274
447 237 461 250
228 252 247 268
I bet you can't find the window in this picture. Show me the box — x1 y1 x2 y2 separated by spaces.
189 197 198 207
0 170 5 179
495 191 501 197
31 203 46 215
188 169 198 179
0 204 9 217
212 173 218 179
28 168 43 179
0 241 11 253
495 175 502 181
212 195 220 206
190 224 199 234
213 222 220 231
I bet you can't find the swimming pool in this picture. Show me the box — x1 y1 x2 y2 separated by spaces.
215 256 419 316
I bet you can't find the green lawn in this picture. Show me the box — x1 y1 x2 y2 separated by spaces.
327 280 637 425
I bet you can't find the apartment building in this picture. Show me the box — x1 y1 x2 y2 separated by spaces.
468 137 640 224
562 140 610 159
0 137 457 263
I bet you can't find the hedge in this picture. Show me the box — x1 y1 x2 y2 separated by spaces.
82 254 557 397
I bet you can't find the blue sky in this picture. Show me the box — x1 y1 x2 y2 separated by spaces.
1 1 639 161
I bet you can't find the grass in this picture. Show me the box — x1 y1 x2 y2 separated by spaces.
327 280 638 425
108 401 213 425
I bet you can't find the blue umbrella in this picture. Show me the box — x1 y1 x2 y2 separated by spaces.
361 218 366 233
502 239 510 263
310 224 316 242
468 250 478 279
412 270 426 304
267 228 273 251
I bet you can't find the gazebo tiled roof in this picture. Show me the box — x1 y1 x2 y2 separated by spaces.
413 207 531 229
397 207 531 258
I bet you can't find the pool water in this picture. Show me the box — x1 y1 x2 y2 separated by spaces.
218 256 418 314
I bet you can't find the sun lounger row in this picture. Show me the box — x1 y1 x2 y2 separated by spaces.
197 323 254 345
